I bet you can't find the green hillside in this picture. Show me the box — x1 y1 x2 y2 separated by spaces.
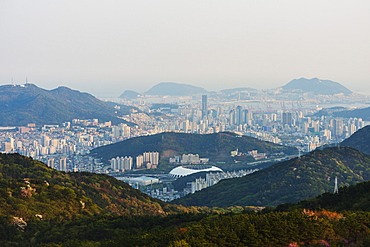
90 131 297 162
3 153 370 246
341 125 370 154
334 107 370 121
0 153 188 223
276 179 370 212
0 84 133 126
173 147 370 207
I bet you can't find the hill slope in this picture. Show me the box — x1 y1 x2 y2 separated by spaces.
282 77 352 95
0 153 185 223
172 147 370 207
341 125 370 154
0 84 133 126
276 179 370 212
119 90 141 99
333 106 370 121
144 82 207 96
90 132 298 162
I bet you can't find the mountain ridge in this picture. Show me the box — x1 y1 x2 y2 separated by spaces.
0 84 134 126
144 82 207 96
90 131 298 162
281 77 352 95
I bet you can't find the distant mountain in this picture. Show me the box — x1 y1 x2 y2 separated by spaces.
119 90 141 100
172 147 370 207
0 153 185 222
341 125 370 154
0 84 133 126
282 78 352 95
144 82 207 96
90 132 298 162
333 106 370 121
220 87 257 94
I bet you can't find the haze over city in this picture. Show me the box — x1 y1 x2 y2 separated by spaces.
1 0 369 97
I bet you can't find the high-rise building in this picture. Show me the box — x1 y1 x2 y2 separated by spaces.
282 112 293 126
201 95 207 119
59 157 67 172
331 119 344 138
143 152 159 165
110 156 133 171
235 106 243 125
136 155 144 169
244 109 251 124
112 123 131 138
47 158 54 168
41 135 50 147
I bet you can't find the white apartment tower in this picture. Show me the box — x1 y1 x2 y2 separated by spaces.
143 152 159 165
59 157 67 172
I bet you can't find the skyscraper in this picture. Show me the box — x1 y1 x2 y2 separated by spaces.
201 95 207 119
235 105 243 125
282 112 293 126
331 119 343 138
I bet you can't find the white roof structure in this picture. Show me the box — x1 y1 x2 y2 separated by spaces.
169 165 223 178
117 176 159 185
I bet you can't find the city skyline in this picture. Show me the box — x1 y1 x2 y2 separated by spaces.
0 1 369 97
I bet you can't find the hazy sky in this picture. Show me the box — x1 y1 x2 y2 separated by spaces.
1 0 369 97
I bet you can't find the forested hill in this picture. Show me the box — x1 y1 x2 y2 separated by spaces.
341 125 370 154
276 179 370 212
4 154 370 245
0 84 133 126
334 107 370 121
90 131 298 162
0 153 187 222
172 147 370 207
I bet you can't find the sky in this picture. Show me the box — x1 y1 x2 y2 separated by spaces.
0 0 369 97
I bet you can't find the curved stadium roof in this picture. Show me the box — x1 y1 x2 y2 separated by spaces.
169 165 223 178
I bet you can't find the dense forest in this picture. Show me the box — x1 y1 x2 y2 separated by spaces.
3 152 370 246
2 207 370 246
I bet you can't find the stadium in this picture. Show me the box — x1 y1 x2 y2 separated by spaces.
169 164 223 178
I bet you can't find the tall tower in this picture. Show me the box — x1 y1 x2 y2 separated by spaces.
235 106 243 125
201 95 207 119
334 176 339 194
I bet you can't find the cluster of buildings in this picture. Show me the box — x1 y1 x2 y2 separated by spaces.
231 149 267 160
0 91 368 175
0 119 129 172
110 151 159 172
187 169 259 194
169 153 209 164
121 93 368 153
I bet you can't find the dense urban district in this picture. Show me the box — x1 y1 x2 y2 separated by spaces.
0 78 369 201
